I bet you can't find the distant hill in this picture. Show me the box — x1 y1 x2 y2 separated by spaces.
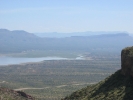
0 29 133 54
0 29 42 53
0 87 35 100
0 29 39 40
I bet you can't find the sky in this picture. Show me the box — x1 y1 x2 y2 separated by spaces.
0 0 133 33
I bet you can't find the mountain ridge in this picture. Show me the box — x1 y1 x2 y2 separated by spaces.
33 31 129 38
0 29 133 54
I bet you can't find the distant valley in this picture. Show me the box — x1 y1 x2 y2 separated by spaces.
0 29 133 99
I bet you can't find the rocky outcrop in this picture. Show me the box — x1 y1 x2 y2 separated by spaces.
0 87 35 100
17 91 35 100
121 46 133 77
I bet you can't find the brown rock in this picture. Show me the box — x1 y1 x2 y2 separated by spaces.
121 46 133 77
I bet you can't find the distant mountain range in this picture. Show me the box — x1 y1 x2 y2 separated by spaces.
0 29 133 54
33 31 130 38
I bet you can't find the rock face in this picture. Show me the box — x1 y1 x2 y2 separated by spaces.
121 46 133 77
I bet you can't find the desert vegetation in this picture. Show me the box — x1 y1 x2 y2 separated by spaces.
0 55 120 99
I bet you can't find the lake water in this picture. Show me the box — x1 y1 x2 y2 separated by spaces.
0 56 85 65
0 56 68 65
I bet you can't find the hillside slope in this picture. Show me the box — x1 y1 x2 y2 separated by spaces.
63 46 133 100
63 70 133 100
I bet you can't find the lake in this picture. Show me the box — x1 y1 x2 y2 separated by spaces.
0 56 85 65
0 56 68 65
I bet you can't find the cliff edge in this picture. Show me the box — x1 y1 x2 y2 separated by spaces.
121 46 133 77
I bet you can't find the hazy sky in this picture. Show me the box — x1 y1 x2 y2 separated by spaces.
0 0 133 33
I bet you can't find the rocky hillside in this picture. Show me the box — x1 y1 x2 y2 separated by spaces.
63 46 133 100
121 46 133 77
0 87 35 100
